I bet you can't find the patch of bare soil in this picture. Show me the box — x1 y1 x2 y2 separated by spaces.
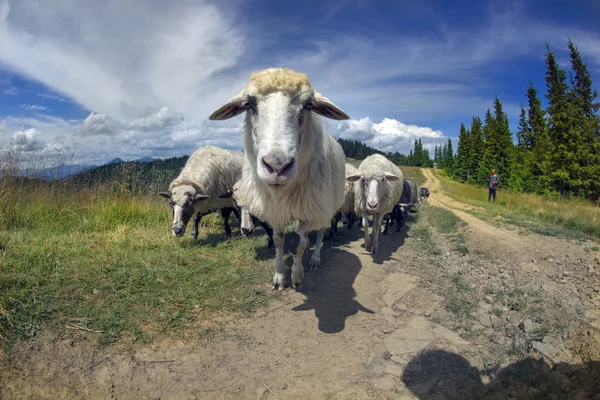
2 169 600 400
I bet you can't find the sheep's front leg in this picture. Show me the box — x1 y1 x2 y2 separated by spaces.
272 231 286 290
291 221 309 288
309 229 324 269
370 213 383 255
362 216 371 251
221 208 234 235
191 212 204 240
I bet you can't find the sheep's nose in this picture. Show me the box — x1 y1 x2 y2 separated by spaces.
262 152 294 175
367 201 379 209
172 226 184 236
241 227 252 236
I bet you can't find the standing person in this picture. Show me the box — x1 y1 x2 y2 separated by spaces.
488 169 499 203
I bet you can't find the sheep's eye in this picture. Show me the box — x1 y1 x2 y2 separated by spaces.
243 98 256 111
381 177 385 181
304 99 316 110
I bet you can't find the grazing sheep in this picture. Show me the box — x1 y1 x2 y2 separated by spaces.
159 145 243 239
218 180 274 248
419 187 430 201
329 162 359 238
383 177 419 234
209 67 348 290
347 154 403 255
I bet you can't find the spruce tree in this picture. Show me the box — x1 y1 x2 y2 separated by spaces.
477 109 496 186
508 105 531 191
454 123 471 181
469 116 484 183
526 80 551 193
567 39 600 199
444 138 454 173
545 44 579 196
477 99 513 188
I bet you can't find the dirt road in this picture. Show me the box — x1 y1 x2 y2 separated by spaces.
2 169 600 399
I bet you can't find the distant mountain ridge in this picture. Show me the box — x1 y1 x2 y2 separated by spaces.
17 156 156 181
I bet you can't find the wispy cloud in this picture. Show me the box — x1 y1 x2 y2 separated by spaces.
22 104 49 112
37 93 71 103
3 87 16 95
0 0 247 123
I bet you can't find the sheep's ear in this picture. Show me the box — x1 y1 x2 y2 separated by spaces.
194 194 210 202
158 191 171 199
383 172 400 181
208 90 246 120
218 190 233 199
346 174 361 182
312 91 349 120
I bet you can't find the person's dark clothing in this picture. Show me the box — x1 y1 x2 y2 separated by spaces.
488 174 499 203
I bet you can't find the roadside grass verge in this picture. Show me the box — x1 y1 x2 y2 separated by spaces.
434 170 600 239
400 166 427 189
0 180 275 349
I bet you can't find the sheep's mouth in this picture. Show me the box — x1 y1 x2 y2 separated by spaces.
264 175 292 187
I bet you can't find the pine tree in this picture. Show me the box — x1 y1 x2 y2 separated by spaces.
508 105 531 191
545 44 579 196
454 123 471 181
526 81 551 193
444 138 454 173
567 39 600 199
469 116 484 183
477 109 496 186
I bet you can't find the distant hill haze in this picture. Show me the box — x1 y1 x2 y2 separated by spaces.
17 156 156 181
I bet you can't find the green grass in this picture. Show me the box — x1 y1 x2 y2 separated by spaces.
399 166 427 189
434 170 600 239
0 180 276 347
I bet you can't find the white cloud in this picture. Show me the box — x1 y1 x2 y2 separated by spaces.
3 87 16 95
11 128 44 152
22 104 49 112
125 106 184 132
75 112 115 137
37 93 71 103
0 0 247 124
329 117 448 155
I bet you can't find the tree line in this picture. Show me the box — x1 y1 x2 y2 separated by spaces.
451 39 600 201
338 138 448 168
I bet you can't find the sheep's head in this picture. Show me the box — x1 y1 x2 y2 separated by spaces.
159 184 209 237
347 172 400 214
218 183 254 235
209 68 349 187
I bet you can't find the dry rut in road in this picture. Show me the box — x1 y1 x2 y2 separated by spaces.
2 170 600 399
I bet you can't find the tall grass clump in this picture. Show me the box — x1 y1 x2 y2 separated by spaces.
0 151 276 348
435 170 600 238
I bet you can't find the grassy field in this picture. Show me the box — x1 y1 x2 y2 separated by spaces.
434 170 600 239
0 179 276 347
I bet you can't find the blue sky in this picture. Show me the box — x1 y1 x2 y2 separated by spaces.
1 0 599 166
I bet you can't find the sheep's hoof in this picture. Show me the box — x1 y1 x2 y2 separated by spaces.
371 246 378 255
310 257 321 270
272 273 286 291
291 264 304 288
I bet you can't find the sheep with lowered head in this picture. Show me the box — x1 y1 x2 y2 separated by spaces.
159 145 243 239
209 67 348 290
347 154 403 255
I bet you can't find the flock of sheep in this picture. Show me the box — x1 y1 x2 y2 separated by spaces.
159 68 430 290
